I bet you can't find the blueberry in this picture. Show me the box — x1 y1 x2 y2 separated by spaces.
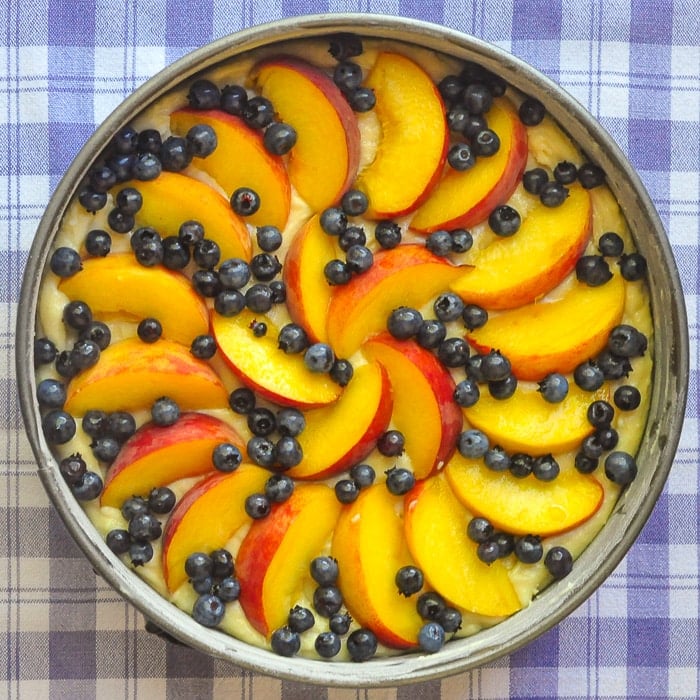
335 478 360 504
193 239 221 270
230 187 260 216
107 207 135 234
209 548 234 579
228 387 255 414
187 79 220 110
62 300 92 330
106 411 136 442
220 84 248 115
72 471 103 501
78 187 107 212
346 86 376 112
192 594 225 628
128 512 162 541
581 434 604 460
587 400 615 428
186 123 218 157
55 350 78 379
523 167 549 195
453 378 480 407
576 255 613 286
553 160 578 184
378 431 405 457
310 556 339 586
85 229 111 257
387 306 423 340
49 246 82 278
574 452 599 474
345 244 373 274
619 252 648 281
34 337 57 366
426 229 453 257
416 319 447 349
463 82 493 114
89 165 117 192
338 227 366 255
330 358 354 387
329 612 352 635
434 292 465 322
614 385 641 411
304 343 335 373
385 467 414 495
349 463 375 488
436 607 462 634
515 534 543 564
133 234 164 267
244 492 272 519
578 162 605 189
192 576 214 594
416 591 446 620
458 429 489 459
288 605 315 633
132 152 162 181
437 337 470 367
212 442 242 472
275 407 305 437
461 303 488 330
315 631 342 658
137 317 162 343
447 142 475 171
160 135 192 171
341 189 369 216
473 128 500 157
346 628 378 662
374 220 402 249
598 231 624 257
488 205 520 236
151 397 180 426
324 259 352 285
488 373 518 400
438 74 464 103
247 436 276 468
328 32 363 60
161 236 191 270
255 225 283 253
243 96 275 129
537 372 569 403
518 97 545 126
121 496 149 521
596 426 619 450
148 486 176 514
532 454 560 482
263 122 297 155
190 334 217 359
418 621 445 653
275 436 303 469
462 113 488 138
450 228 473 253
604 451 637 485
467 516 494 543
137 129 162 154
509 452 533 478
395 565 424 596
320 207 348 236
477 539 501 564
185 552 214 580
111 125 138 154
573 361 605 391
607 324 647 358
494 531 515 558
313 585 343 617
106 529 131 555
539 181 569 207
59 453 86 485
251 320 269 337
544 546 574 579
129 540 154 566
245 283 273 312
484 446 511 471
270 626 300 657
247 407 276 437
214 289 245 316
70 338 100 370
218 257 251 289
216 576 241 602
80 320 111 350
264 474 294 503
42 409 76 444
36 378 66 409
250 253 282 281
333 60 363 91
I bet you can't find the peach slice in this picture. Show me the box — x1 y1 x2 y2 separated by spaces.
283 215 337 343
101 413 244 509
467 273 626 380
58 254 209 346
162 464 270 592
404 473 521 617
363 334 462 479
288 361 392 480
444 452 604 537
354 51 448 218
331 484 423 649
124 171 252 261
462 383 609 455
450 185 592 309
211 308 341 408
253 57 361 211
326 244 465 359
410 97 528 232
64 337 228 416
236 484 341 637
170 108 291 231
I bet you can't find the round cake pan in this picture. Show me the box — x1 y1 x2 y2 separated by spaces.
16 13 688 687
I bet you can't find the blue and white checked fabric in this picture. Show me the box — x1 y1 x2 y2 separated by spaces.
2 1 698 698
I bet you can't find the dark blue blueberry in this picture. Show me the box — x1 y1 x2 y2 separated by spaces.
54 350 79 379
304 343 335 373
187 79 220 110
313 585 343 617
462 113 488 138
515 535 543 564
247 407 276 437
129 540 154 566
538 372 569 403
242 96 275 129
426 229 453 257
510 453 534 478
190 334 217 359
477 539 501 564
619 252 648 281
463 82 493 114
436 607 462 634
192 594 225 628
151 396 180 426
59 453 86 485
85 229 111 257
416 591 446 620
288 606 315 633
578 162 605 189
378 431 405 457
604 451 637 485
437 337 470 367
228 387 255 414
341 189 369 216
256 225 283 252
587 400 615 428
148 486 176 514
275 436 303 469
216 576 241 602
310 556 339 586
192 576 214 595
385 467 414 495
576 255 612 286
263 122 297 155
50 247 82 278
186 123 218 157
447 142 475 170
214 289 245 317
106 529 131 555
387 306 423 340
574 361 605 391
345 244 373 274
36 378 66 409
374 220 402 249
473 128 500 157
461 303 488 330
244 283 273 312
315 632 342 658
270 626 300 656
597 231 624 257
450 228 473 253
532 454 560 482
137 129 162 154
523 167 548 195
482 351 512 382
185 552 214 580
434 292 465 322
264 474 294 503
395 565 424 596
245 492 272 519
79 320 111 350
539 181 569 207
277 324 308 355
329 612 352 635
106 411 136 443
128 512 162 541
338 226 366 253
137 317 162 343
62 299 92 330
209 548 234 578
488 205 520 236
70 338 100 370
89 165 117 193
484 445 511 471
333 60 363 91
544 546 574 579
78 187 107 212
346 628 377 661
488 373 518 399
614 385 641 411
34 337 57 366
192 239 220 270
346 86 376 112
458 429 489 459
553 160 578 184
72 471 104 501
220 84 248 115
518 97 545 126
212 442 242 472
350 463 375 489
218 257 250 289
607 324 647 358
330 358 354 387
91 436 120 463
416 319 447 349
418 621 446 653
107 207 135 234
575 452 599 474
132 152 162 181
324 258 352 285
328 32 363 59
161 236 190 269
320 207 348 236
453 378 480 408
42 409 76 444
250 252 282 281
276 407 305 437
335 478 360 503
111 125 139 154
230 187 260 216
246 437 276 468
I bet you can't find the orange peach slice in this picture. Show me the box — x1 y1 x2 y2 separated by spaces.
253 57 361 211
162 464 270 592
101 413 244 509
404 473 521 617
124 171 252 261
211 309 341 408
288 361 392 480
326 244 465 358
283 215 337 343
170 108 291 231
411 97 528 232
363 334 462 479
444 452 604 537
450 185 592 309
236 484 341 637
332 484 423 649
64 338 228 416
463 383 609 456
58 254 209 346
467 273 626 380
355 51 448 218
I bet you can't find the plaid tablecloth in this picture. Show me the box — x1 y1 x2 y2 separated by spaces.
3 1 698 698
